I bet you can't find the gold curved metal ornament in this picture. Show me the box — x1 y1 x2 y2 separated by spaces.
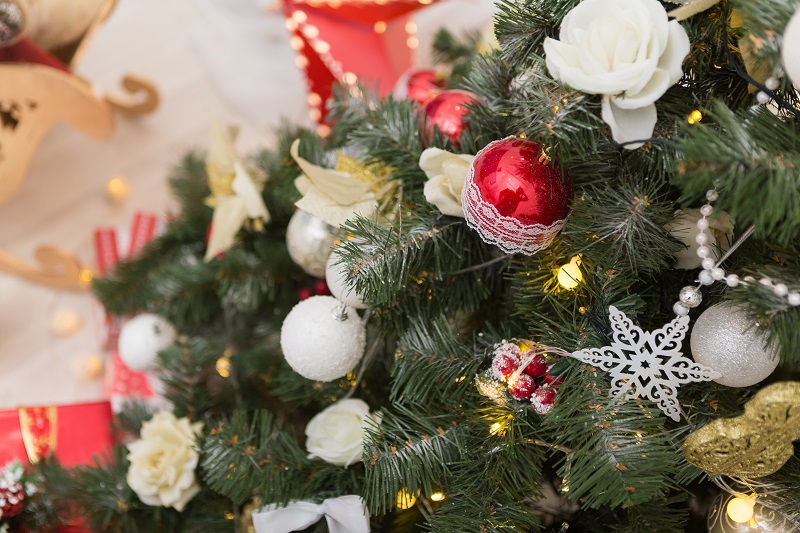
0 246 89 291
105 74 160 116
0 64 115 204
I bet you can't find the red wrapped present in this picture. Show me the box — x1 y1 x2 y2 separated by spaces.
93 211 163 349
0 402 113 467
106 351 168 414
94 211 168 413
281 0 438 125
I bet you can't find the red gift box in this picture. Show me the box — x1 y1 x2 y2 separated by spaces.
94 212 169 413
0 402 113 467
106 351 168 414
94 211 163 350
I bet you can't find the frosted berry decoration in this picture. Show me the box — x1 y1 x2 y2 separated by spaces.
521 352 547 378
530 386 557 415
508 374 536 400
462 137 572 255
491 352 519 380
0 461 24 519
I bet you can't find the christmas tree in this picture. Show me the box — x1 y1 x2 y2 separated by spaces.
8 0 800 531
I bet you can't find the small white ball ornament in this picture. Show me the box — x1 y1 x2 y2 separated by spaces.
325 252 368 309
782 6 800 88
118 314 177 371
690 303 779 387
286 210 337 278
280 295 366 382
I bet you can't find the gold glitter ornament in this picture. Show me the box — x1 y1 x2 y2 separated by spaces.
683 381 800 478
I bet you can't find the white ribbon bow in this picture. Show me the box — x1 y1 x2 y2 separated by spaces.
252 495 370 533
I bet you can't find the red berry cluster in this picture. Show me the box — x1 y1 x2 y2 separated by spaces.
298 279 330 301
0 462 24 520
490 341 562 414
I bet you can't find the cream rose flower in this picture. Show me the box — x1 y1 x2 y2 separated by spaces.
420 148 475 217
305 399 378 467
126 411 203 511
666 208 734 270
544 0 690 148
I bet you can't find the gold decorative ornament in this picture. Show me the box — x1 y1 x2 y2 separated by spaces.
683 381 800 478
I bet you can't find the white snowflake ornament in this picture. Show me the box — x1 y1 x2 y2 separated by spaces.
570 306 721 421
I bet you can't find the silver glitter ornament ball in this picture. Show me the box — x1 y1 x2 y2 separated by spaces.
286 210 337 278
325 250 368 309
678 286 702 308
0 0 26 47
690 303 779 387
280 295 366 382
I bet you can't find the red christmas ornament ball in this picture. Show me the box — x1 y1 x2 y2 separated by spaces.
491 352 519 381
404 69 446 106
463 137 572 255
508 374 536 400
0 479 24 519
423 89 477 144
530 386 557 415
521 352 547 378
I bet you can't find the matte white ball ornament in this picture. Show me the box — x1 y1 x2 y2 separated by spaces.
782 6 800 88
286 210 336 278
325 252 368 309
690 303 779 387
118 314 177 371
280 295 366 382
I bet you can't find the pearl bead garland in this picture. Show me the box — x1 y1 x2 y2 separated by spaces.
671 188 800 314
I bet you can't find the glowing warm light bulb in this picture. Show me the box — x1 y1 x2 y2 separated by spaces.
79 268 93 286
687 109 703 125
106 176 129 203
216 349 233 378
557 256 583 290
726 494 756 524
397 489 417 510
429 492 445 502
489 422 503 435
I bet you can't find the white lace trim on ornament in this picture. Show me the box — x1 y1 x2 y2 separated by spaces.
463 175 566 256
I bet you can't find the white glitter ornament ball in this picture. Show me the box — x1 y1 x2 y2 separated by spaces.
286 210 337 278
690 303 779 387
280 295 366 381
782 7 800 88
118 314 176 371
325 252 368 309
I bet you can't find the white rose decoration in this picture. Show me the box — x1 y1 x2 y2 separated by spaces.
420 148 475 217
126 411 203 511
544 0 690 148
305 399 378 467
666 208 734 270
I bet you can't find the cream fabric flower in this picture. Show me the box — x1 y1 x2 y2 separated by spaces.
291 140 399 227
666 208 734 270
305 399 378 468
126 412 203 511
544 0 690 148
420 148 475 217
204 121 270 261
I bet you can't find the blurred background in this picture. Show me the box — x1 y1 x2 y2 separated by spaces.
0 0 494 408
